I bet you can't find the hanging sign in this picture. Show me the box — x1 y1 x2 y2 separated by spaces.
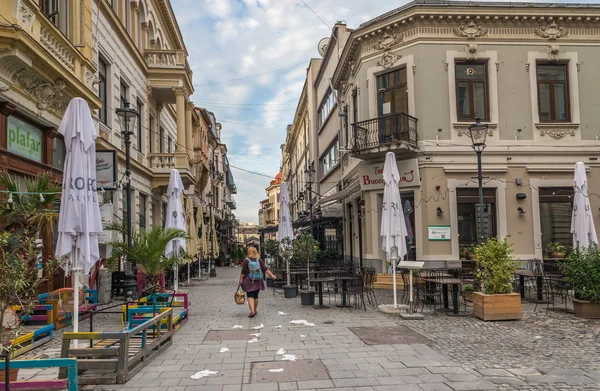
322 203 343 217
7 117 43 162
96 150 117 189
324 228 337 237
97 203 113 244
359 158 420 190
428 225 451 241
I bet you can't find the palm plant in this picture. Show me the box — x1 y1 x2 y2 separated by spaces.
106 224 188 292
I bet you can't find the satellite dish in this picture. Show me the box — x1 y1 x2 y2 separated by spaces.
317 37 330 57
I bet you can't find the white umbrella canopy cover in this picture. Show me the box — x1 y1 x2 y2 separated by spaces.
198 203 209 258
55 97 103 275
571 162 598 248
381 152 408 262
165 169 186 258
278 182 294 241
185 197 199 259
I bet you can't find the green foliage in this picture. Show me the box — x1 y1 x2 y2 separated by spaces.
544 241 567 258
264 239 281 270
107 224 188 290
315 249 339 267
463 284 475 292
561 245 600 302
293 233 319 264
363 265 376 274
474 237 517 295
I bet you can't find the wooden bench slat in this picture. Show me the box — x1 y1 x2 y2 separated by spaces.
0 379 68 390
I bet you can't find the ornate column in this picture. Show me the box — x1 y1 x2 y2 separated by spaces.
141 21 148 50
185 101 194 155
173 87 188 151
131 1 139 47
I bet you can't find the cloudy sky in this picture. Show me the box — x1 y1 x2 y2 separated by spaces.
170 0 584 224
170 0 400 223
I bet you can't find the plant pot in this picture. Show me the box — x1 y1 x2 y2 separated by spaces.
551 252 565 259
283 285 298 298
266 278 274 288
463 292 474 302
572 298 600 319
300 290 316 306
472 292 522 321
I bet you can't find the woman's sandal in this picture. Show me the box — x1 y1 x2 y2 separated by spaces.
248 312 256 318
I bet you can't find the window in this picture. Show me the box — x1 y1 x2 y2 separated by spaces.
167 136 172 153
159 127 165 153
457 188 497 248
455 61 489 121
317 89 336 129
41 0 69 37
162 202 167 227
139 194 147 230
149 116 154 152
98 58 108 125
539 188 573 249
537 63 570 122
52 137 66 169
120 79 128 107
320 138 339 177
352 89 358 124
136 99 143 152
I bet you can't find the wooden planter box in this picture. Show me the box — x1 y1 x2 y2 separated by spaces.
572 298 600 319
472 292 522 321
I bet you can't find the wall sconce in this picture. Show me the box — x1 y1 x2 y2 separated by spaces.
518 207 526 214
516 193 527 200
437 207 444 216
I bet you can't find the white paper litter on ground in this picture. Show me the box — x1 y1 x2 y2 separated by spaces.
277 311 288 316
252 323 264 330
249 333 261 337
535 336 542 339
219 347 229 353
300 335 307 338
268 368 284 373
289 320 315 327
191 370 218 379
276 348 286 355
281 354 297 361
232 325 243 329
274 325 282 329
247 338 258 343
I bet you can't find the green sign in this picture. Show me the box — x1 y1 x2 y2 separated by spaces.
7 117 42 162
428 225 451 241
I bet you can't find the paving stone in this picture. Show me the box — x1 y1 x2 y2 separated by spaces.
475 368 515 377
446 380 497 390
250 359 329 383
418 383 454 391
332 377 380 387
350 326 430 345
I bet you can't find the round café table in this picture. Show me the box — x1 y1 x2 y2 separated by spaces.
311 277 335 309
335 276 356 308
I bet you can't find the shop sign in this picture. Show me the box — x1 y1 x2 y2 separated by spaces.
324 228 337 237
359 158 420 190
97 203 113 244
322 203 343 217
96 150 117 189
428 225 451 241
7 117 43 162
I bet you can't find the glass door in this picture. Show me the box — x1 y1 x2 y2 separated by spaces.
377 68 408 143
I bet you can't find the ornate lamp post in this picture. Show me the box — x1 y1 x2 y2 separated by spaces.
115 100 139 251
468 118 488 243
206 191 216 277
304 165 316 239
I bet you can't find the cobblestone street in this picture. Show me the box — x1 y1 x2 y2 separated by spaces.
68 267 597 391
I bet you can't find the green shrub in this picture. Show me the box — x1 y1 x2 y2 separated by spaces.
474 237 517 294
561 245 600 302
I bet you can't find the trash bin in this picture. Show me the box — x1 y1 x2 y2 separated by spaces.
97 268 112 304
123 279 138 302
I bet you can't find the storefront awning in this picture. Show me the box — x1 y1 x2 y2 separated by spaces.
318 179 360 206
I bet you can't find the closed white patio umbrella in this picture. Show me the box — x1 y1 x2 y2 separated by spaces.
571 162 598 248
165 169 186 291
185 197 199 284
278 182 294 286
55 98 103 347
380 152 408 309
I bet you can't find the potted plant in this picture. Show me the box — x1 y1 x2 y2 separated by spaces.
293 233 319 306
280 238 297 298
0 172 61 376
471 237 521 321
545 242 567 259
462 284 475 302
561 245 600 319
467 245 477 261
107 225 188 294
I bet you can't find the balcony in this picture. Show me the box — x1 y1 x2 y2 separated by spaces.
148 153 196 191
227 199 237 210
144 49 192 104
352 113 418 160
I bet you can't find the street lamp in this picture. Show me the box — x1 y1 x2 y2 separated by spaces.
116 100 139 252
305 165 316 239
206 191 216 277
468 118 488 243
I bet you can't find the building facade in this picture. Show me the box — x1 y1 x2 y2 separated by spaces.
283 1 600 272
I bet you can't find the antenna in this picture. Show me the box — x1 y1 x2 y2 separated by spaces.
317 37 330 57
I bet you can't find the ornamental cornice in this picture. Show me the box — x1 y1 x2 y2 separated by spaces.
539 129 576 140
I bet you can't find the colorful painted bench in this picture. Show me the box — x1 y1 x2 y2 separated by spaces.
0 358 78 390
59 309 174 385
39 289 98 330
9 305 55 358
123 293 189 331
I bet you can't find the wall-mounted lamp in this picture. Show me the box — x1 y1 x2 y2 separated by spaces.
516 193 527 200
518 207 526 214
437 207 444 216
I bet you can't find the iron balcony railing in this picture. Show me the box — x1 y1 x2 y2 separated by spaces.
352 112 418 152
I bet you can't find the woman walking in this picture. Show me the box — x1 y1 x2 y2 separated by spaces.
239 247 276 317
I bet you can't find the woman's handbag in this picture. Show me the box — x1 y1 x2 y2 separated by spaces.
234 285 246 305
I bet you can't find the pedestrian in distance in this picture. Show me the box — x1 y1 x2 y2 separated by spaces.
239 246 276 317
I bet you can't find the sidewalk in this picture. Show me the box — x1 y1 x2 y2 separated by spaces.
86 267 599 391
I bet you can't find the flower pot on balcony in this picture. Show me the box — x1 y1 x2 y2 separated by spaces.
283 285 297 299
472 292 522 321
572 298 600 319
300 290 316 306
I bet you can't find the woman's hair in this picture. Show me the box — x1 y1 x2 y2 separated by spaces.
247 246 259 259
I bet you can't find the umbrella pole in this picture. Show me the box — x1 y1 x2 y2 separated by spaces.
72 245 79 349
409 269 414 314
392 258 398 309
174 265 179 292
187 263 191 284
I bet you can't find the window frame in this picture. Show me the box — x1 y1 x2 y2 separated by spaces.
454 60 490 122
320 137 340 178
317 88 337 131
135 98 143 152
159 127 165 153
98 57 108 125
139 193 147 231
536 62 571 123
119 79 129 107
